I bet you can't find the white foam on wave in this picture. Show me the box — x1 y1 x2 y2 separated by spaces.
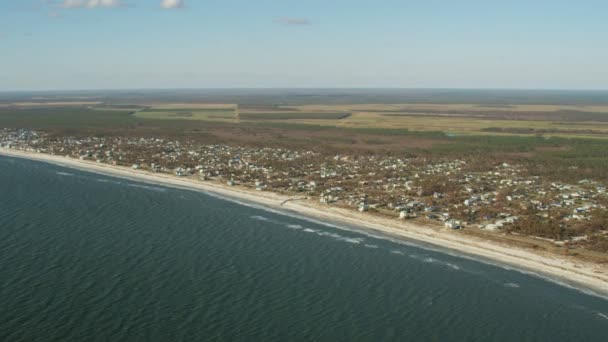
192 186 608 301
597 312 608 320
127 183 166 192
390 250 405 255
202 190 397 249
504 282 520 288
364 244 379 249
336 237 364 244
445 263 461 271
466 258 608 300
250 215 269 221
56 171 74 176
316 231 343 239
236 200 373 246
414 255 463 271
248 208 369 246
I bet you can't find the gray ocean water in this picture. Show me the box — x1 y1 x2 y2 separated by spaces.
1 155 608 341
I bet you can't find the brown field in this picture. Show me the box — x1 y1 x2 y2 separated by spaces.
142 103 237 110
0 101 103 107
286 103 608 113
128 102 608 139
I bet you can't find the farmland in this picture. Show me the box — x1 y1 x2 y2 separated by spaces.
108 100 608 138
134 108 237 121
2 97 608 140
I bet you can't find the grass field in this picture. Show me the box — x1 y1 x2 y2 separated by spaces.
239 112 351 120
126 102 608 138
7 99 607 135
0 107 135 130
293 112 608 137
3 100 608 139
286 103 608 114
134 108 237 121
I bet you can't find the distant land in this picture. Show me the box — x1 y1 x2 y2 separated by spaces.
2 88 608 106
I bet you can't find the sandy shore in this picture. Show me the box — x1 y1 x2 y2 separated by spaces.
2 148 608 296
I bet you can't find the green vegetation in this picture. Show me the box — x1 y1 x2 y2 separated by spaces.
240 112 351 120
141 108 234 112
0 107 135 130
134 109 235 121
89 100 608 138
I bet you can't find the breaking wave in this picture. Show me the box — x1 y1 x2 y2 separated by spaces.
126 183 167 192
251 215 270 221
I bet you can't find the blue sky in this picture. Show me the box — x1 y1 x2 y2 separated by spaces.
0 0 607 90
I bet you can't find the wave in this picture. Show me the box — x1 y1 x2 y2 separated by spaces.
248 212 371 246
445 263 461 271
410 255 462 271
316 231 343 239
126 183 167 192
56 171 74 176
335 237 364 244
250 215 269 221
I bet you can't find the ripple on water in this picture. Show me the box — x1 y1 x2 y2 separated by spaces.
3 156 608 341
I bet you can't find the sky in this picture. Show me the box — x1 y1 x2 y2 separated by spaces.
0 0 607 91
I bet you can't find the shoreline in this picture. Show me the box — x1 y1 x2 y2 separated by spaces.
2 148 608 297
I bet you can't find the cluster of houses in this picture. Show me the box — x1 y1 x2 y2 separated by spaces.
2 129 606 237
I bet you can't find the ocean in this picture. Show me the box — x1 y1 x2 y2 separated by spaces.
1 155 607 341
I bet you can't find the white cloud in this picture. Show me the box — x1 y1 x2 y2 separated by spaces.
61 0 123 9
160 0 185 9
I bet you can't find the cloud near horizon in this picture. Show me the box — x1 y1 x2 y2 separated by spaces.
273 17 311 26
160 0 185 9
61 0 123 9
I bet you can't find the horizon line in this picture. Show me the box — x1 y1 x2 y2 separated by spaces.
2 87 608 93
